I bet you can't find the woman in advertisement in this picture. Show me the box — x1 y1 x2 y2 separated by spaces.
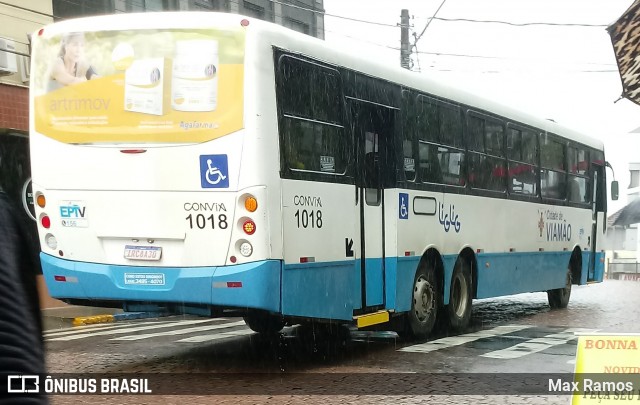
48 32 98 90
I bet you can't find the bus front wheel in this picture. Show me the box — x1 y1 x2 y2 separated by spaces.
406 266 440 340
547 269 572 309
243 311 285 334
447 258 472 332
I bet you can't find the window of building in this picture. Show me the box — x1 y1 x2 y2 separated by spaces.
144 0 164 11
284 18 310 35
243 1 265 18
194 0 219 10
55 0 118 17
629 170 639 188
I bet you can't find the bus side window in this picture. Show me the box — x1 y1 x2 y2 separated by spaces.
364 151 379 188
507 126 538 196
418 142 442 183
416 95 464 186
467 114 506 192
540 134 566 200
276 55 347 176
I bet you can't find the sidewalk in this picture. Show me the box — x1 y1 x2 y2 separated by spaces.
42 305 124 330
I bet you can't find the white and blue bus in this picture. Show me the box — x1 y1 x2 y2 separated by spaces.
29 12 617 338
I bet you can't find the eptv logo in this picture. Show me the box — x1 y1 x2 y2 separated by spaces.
59 202 86 218
7 375 40 393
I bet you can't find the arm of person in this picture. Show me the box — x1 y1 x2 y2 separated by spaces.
50 58 86 86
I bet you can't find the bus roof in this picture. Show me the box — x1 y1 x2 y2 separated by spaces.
251 18 605 151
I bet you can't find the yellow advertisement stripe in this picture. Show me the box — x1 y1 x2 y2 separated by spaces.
35 64 243 144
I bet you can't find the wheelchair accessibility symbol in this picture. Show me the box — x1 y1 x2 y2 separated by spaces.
199 154 229 188
399 193 409 220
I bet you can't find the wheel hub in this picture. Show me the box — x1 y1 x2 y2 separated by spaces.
413 276 434 322
452 274 469 318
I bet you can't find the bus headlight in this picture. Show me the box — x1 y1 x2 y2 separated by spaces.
239 241 253 257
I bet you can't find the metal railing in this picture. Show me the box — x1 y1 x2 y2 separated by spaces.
607 259 640 280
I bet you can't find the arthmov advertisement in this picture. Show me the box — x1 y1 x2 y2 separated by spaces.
31 28 244 144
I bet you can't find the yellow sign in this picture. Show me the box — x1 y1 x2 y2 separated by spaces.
571 335 640 404
31 28 245 144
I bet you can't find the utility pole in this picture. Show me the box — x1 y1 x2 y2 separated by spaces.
400 9 410 70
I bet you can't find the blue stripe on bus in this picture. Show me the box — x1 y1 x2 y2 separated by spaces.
40 254 281 312
42 250 604 321
281 260 359 321
594 251 605 281
364 258 384 307
474 251 570 298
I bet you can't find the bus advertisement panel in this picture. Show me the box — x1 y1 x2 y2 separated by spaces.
31 27 244 144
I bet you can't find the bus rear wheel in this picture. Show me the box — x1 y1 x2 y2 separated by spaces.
406 266 439 340
547 269 572 309
447 258 472 332
243 311 285 334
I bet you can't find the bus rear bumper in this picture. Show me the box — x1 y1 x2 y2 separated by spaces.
40 254 281 313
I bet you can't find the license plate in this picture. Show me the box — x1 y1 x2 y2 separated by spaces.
124 273 165 285
123 245 162 261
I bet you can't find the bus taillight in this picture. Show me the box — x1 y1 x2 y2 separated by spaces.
244 196 258 212
36 193 46 208
45 233 57 250
40 214 51 229
242 219 256 235
239 241 253 257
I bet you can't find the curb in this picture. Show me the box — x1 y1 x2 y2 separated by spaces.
72 311 169 326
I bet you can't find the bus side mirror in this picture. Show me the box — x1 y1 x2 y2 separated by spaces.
611 181 619 201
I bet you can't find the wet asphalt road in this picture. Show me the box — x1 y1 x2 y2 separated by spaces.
42 279 640 404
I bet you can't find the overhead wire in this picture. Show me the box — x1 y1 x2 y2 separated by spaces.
0 0 622 73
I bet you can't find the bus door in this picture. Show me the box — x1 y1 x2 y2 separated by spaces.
588 163 605 282
350 100 395 311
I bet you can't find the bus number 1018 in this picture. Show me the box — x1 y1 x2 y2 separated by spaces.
186 214 228 230
295 209 322 229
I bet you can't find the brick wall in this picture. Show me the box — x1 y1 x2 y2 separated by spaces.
0 84 28 131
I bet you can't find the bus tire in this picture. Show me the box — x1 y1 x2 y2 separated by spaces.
447 258 472 332
547 269 572 309
243 311 285 334
406 265 439 340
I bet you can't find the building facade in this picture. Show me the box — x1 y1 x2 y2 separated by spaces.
52 0 325 39
605 162 640 278
0 1 53 236
0 1 54 307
